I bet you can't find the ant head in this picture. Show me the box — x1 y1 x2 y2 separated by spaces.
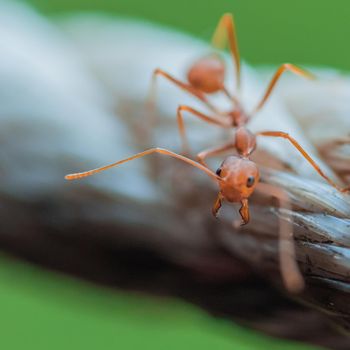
216 156 259 202
187 54 225 94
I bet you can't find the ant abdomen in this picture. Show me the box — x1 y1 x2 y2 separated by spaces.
187 55 225 94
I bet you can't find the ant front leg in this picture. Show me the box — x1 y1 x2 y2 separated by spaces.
232 199 250 227
177 105 231 155
238 198 249 225
257 131 349 193
212 192 223 218
196 142 236 219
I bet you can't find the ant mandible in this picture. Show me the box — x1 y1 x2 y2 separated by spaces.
65 14 349 292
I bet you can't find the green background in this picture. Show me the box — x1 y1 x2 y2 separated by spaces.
0 255 320 350
26 0 350 71
4 0 344 349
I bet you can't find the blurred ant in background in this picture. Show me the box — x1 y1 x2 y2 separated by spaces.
66 14 349 293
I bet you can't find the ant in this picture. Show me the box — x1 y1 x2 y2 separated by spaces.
65 14 349 293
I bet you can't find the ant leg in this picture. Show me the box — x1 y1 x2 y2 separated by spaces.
196 141 235 167
257 182 304 293
252 64 315 115
232 199 250 227
65 147 221 182
177 105 231 154
212 13 241 90
212 192 223 218
257 131 349 192
149 68 218 112
238 199 250 225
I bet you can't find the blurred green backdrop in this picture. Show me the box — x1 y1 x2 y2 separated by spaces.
0 255 320 350
26 0 350 71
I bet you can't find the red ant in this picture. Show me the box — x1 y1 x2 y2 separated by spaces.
65 14 349 293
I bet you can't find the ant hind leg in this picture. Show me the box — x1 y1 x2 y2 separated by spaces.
212 13 241 90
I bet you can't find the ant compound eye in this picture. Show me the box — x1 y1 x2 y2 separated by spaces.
216 168 222 176
246 176 255 188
